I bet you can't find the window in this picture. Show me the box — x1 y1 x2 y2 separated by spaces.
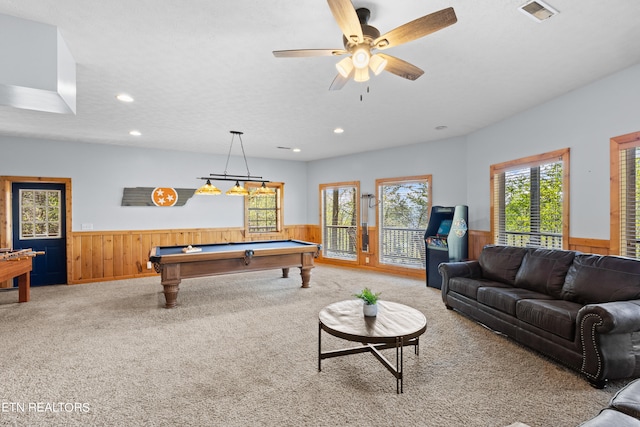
611 131 640 258
244 182 283 234
320 182 359 261
376 176 431 268
491 148 569 249
20 189 61 239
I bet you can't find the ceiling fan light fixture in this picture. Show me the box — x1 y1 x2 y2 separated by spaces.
336 56 354 78
354 66 370 83
351 47 370 69
369 54 387 76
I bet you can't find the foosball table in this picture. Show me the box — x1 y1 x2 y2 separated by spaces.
0 249 44 303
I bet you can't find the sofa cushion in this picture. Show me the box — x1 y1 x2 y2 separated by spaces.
448 277 510 300
611 378 640 419
479 245 528 285
477 287 553 316
561 254 640 304
578 408 640 427
514 248 575 298
516 299 581 341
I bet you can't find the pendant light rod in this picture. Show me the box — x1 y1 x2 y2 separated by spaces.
223 130 252 179
200 175 270 183
196 130 272 193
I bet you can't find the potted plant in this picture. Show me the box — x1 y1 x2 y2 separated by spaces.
353 287 381 317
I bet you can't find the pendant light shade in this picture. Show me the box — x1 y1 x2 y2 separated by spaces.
253 182 276 196
195 179 221 195
226 180 249 196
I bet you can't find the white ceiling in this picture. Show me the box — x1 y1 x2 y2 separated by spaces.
1 0 640 161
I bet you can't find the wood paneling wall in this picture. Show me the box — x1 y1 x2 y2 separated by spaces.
568 237 610 255
69 225 315 284
59 226 616 285
463 231 611 258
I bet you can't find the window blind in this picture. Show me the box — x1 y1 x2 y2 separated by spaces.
619 146 640 258
493 158 563 249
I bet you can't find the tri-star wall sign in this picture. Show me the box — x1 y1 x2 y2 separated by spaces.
121 187 196 207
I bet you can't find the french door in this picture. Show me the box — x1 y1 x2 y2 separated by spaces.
11 182 67 285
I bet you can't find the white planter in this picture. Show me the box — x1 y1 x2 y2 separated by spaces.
363 303 378 317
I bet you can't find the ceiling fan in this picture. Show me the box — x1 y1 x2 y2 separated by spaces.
272 0 457 90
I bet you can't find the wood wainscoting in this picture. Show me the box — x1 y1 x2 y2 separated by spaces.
57 226 617 285
69 225 315 284
568 237 611 255
463 231 611 258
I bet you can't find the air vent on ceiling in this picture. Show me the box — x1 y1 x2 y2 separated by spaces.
519 0 558 22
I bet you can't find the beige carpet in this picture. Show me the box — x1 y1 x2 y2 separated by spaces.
0 265 627 426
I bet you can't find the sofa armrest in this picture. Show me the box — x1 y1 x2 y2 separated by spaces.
438 261 482 304
578 300 640 382
579 300 640 334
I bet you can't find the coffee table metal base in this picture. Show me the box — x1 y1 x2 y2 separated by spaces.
318 327 419 394
317 300 427 394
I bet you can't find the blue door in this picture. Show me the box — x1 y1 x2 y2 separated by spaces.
11 183 67 286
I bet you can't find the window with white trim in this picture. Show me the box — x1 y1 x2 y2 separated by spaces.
20 189 61 239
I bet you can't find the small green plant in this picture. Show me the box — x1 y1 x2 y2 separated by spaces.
353 287 381 305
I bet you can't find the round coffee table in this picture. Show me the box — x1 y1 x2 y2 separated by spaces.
318 300 427 393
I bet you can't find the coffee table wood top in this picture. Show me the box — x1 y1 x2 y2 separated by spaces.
319 300 427 344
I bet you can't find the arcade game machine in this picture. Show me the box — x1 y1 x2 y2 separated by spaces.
424 205 468 289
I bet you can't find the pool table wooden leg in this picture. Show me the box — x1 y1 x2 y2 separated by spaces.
162 282 180 308
282 267 290 278
300 267 311 288
161 264 181 308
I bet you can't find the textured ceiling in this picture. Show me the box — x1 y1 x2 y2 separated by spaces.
1 0 639 161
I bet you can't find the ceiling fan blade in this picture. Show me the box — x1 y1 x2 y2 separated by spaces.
327 0 363 44
373 7 457 50
377 54 424 81
273 49 347 58
329 73 350 91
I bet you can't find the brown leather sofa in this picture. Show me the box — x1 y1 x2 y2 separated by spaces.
579 378 640 425
438 245 640 388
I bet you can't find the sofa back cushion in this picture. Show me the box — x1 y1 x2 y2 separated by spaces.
514 248 575 298
479 245 528 285
561 254 640 304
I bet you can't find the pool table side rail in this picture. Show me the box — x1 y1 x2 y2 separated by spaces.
149 239 321 264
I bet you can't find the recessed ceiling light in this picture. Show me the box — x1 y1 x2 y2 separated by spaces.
334 127 344 134
116 93 134 103
129 130 141 136
292 148 301 153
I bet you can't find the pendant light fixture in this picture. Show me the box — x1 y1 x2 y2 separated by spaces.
196 131 273 196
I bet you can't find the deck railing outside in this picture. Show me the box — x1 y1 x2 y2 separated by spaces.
380 227 425 268
498 231 563 249
324 225 428 268
324 225 357 260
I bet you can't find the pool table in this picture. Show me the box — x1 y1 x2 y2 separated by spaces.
149 239 321 308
